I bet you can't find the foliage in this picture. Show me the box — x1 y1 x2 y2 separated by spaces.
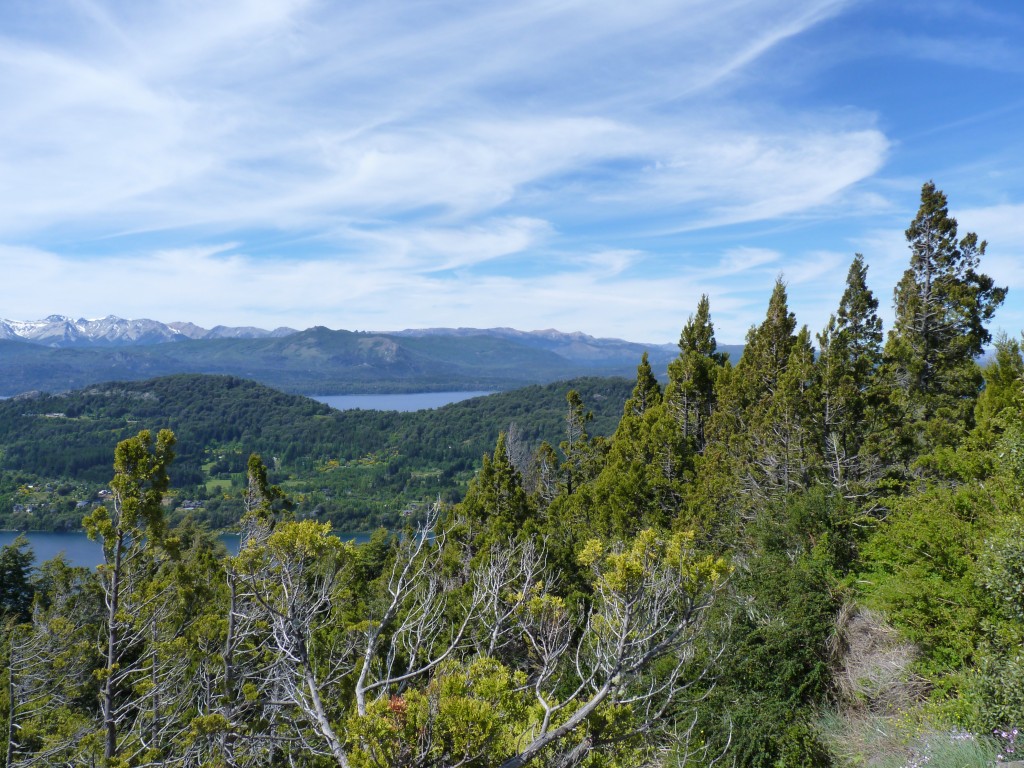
696 491 844 768
0 536 34 621
2 181 1020 767
861 485 992 676
816 254 886 496
665 294 727 455
882 181 1007 457
0 375 631 531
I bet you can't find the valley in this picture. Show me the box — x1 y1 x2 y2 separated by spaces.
0 373 633 532
0 317 742 396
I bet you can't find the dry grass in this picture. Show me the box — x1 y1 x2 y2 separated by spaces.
822 604 999 767
830 603 928 714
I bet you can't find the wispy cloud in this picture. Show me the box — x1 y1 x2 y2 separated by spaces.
715 247 781 275
0 0 869 240
0 242 737 341
0 0 1019 342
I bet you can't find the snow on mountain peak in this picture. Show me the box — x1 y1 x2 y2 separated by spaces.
0 315 293 347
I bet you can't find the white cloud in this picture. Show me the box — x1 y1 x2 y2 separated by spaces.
2 0 951 343
0 242 749 342
333 217 554 272
0 0 874 239
715 247 780 275
958 203 1024 288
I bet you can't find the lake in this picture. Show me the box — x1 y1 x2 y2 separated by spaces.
309 391 492 411
0 530 374 569
0 393 492 410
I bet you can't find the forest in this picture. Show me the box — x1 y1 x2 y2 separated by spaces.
1 181 1022 767
0 376 633 531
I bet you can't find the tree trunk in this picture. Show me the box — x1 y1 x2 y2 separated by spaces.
102 532 124 763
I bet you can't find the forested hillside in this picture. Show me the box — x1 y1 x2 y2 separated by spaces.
1 182 1021 767
0 375 633 531
0 326 685 396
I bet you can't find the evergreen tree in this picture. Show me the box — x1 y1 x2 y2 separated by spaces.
586 355 685 538
924 334 1024 484
458 432 535 543
740 277 798 399
816 255 885 494
665 295 727 453
528 440 560 510
699 278 799 515
0 536 34 622
560 390 602 496
4 557 102 767
974 333 1024 434
625 352 662 417
757 326 820 497
884 182 1007 453
82 428 176 764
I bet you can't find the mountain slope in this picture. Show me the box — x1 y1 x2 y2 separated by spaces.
0 373 633 530
0 327 680 396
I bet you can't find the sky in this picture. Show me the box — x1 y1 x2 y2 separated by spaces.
0 0 1022 344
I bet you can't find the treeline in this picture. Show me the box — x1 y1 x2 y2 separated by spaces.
1 181 1022 766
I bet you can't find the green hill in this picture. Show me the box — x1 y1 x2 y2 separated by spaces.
0 373 632 531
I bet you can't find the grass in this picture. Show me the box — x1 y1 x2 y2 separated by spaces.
205 478 232 493
820 711 1000 767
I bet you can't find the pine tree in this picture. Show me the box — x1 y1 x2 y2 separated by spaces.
884 182 1007 453
696 279 800 519
528 440 560 510
756 325 820 496
0 536 34 622
459 432 535 543
665 295 727 453
974 333 1024 433
739 277 798 400
560 390 601 496
816 254 884 493
585 355 687 537
626 352 662 417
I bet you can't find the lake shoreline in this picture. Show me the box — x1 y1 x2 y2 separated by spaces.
309 390 493 412
2 529 377 569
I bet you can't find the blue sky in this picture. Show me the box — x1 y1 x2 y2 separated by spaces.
0 0 1022 344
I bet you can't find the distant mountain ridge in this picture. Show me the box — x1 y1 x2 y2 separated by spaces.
0 315 683 358
0 315 744 397
0 314 298 347
391 326 681 363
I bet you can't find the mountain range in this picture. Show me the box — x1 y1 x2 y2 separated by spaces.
0 315 742 397
0 315 297 346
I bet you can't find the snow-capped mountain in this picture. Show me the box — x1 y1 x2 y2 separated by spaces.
0 315 297 347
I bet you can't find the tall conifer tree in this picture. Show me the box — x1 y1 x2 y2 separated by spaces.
759 325 820 496
884 182 1007 453
666 295 727 453
739 277 798 400
816 254 884 493
589 355 683 537
697 279 799 517
459 432 534 543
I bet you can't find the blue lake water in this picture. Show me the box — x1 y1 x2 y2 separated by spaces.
1 530 373 569
310 391 492 412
